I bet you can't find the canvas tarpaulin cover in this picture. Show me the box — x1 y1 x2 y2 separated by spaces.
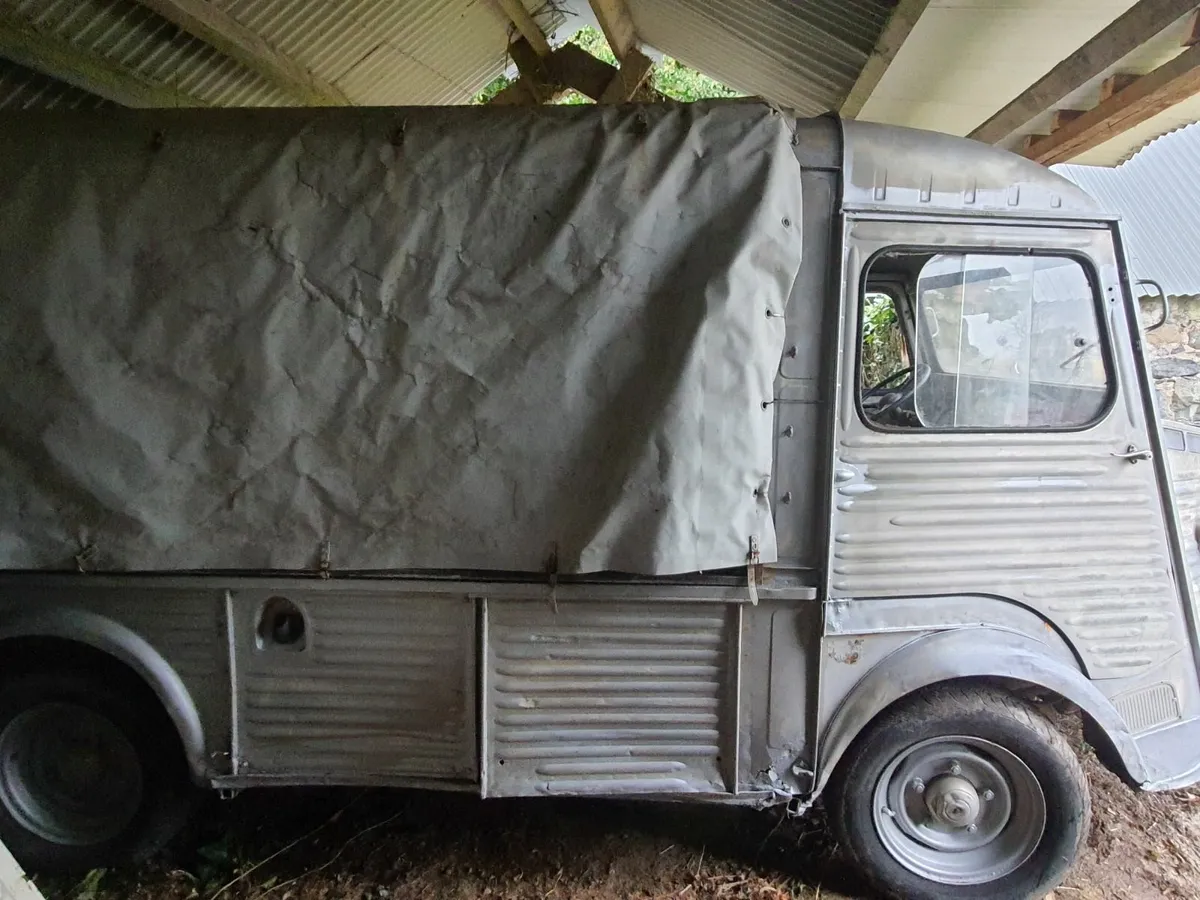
0 102 800 575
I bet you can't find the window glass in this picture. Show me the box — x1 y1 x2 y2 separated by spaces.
859 252 1111 430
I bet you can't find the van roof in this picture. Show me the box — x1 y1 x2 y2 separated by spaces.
794 116 1111 222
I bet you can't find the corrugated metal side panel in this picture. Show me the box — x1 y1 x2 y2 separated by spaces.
486 601 730 796
9 0 292 106
1057 124 1200 298
217 0 555 106
1167 444 1200 611
631 0 889 115
0 58 110 109
233 592 476 779
832 434 1183 678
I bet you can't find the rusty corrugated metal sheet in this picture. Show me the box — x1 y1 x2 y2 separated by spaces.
6 0 292 106
0 57 110 109
630 0 892 115
1057 123 1200 298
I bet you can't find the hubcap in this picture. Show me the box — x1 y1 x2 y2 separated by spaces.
0 702 143 846
872 736 1046 885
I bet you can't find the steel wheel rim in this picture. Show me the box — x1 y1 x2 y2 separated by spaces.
0 702 143 846
871 735 1046 885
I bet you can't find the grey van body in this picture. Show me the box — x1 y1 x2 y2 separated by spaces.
0 104 1198 895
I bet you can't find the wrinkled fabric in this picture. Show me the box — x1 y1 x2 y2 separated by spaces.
0 102 800 575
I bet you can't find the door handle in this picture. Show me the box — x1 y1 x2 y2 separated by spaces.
1112 445 1153 464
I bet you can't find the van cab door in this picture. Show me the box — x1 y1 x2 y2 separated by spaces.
828 217 1192 694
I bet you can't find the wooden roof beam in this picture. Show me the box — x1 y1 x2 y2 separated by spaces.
493 0 552 57
135 0 349 105
0 16 201 107
970 0 1200 145
1022 41 1200 165
840 0 932 119
585 0 653 102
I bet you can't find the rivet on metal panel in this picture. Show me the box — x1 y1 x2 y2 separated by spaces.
782 216 792 228
783 425 795 438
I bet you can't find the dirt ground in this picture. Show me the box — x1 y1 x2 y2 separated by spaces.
33 729 1200 900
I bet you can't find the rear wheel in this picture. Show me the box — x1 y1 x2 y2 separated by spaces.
0 671 195 873
828 684 1089 900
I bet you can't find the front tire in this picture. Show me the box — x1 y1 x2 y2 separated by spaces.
828 684 1089 900
0 671 195 874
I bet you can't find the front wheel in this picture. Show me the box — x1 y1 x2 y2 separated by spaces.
828 684 1089 900
0 671 195 874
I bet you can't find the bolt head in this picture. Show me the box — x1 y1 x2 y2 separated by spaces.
911 778 925 793
967 823 978 834
949 761 962 776
881 806 895 818
982 789 995 801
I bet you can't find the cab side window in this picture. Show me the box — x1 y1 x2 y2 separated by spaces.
859 252 1112 430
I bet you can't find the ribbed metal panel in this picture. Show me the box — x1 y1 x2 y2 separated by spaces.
630 0 891 115
832 434 1183 678
1057 124 1200 299
1113 682 1181 733
216 0 556 105
233 593 476 780
486 601 730 796
7 0 291 106
0 58 109 109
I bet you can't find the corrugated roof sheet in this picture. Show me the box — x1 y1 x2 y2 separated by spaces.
9 0 292 106
631 0 890 116
0 57 110 109
1056 123 1200 297
217 0 561 105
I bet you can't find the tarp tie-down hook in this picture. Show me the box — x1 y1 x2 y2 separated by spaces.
747 535 760 606
318 540 332 580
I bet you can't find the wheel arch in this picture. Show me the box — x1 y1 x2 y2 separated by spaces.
815 626 1146 796
0 608 207 780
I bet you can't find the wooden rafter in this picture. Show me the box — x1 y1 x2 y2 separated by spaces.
587 0 637 61
840 0 932 118
970 0 1200 145
0 16 202 107
493 0 552 57
598 48 653 102
135 0 349 105
1022 42 1200 164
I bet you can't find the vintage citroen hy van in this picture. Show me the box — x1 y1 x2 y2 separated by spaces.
0 102 1197 900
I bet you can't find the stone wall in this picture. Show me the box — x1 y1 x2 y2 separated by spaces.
1144 295 1200 424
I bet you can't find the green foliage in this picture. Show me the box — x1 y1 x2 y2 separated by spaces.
473 74 512 104
471 26 738 105
862 293 907 386
650 54 741 102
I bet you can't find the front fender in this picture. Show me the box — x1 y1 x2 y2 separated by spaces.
815 626 1146 793
0 607 208 778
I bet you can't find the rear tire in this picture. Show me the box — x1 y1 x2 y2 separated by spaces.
0 671 196 874
828 684 1089 900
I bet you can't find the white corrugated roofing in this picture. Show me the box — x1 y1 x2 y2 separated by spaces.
9 0 292 106
1 0 896 112
0 57 109 108
630 0 889 116
1056 123 1200 297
